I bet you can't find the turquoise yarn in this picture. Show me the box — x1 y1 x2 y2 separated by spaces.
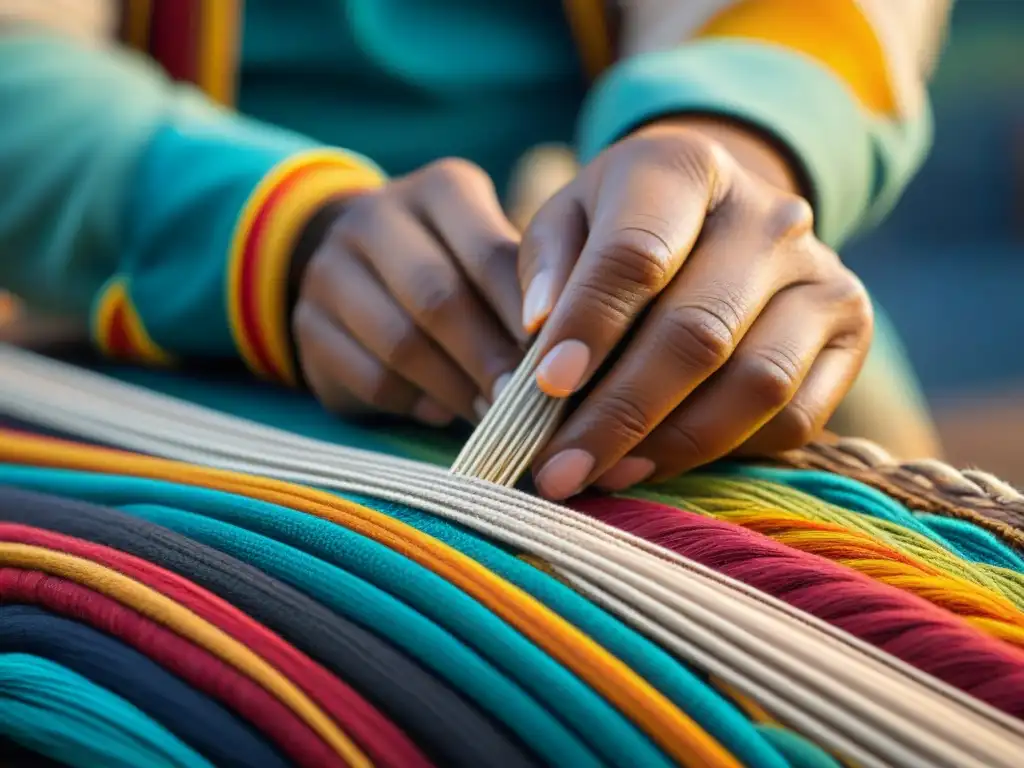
0 464 793 768
916 514 1024 573
0 654 212 768
754 726 841 768
718 465 1024 572
118 503 604 768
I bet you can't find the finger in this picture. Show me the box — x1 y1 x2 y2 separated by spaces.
601 285 838 488
302 241 479 422
733 347 865 458
404 158 527 343
343 196 523 404
736 296 873 456
528 136 730 400
530 196 804 500
517 186 588 335
294 303 452 425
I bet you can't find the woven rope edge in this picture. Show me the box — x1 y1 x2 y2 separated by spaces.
778 437 1024 548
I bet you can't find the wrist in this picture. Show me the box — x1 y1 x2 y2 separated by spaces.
631 115 808 199
228 149 385 387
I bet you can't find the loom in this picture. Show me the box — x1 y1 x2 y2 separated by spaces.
1 341 1023 768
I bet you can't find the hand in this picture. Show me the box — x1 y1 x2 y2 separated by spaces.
294 159 526 426
520 118 874 500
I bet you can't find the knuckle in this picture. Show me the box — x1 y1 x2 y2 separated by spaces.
363 367 406 410
660 302 738 370
334 193 389 244
572 279 636 328
598 227 674 291
764 194 815 242
735 344 802 411
590 389 655 444
376 315 423 367
406 264 463 324
423 157 491 192
658 420 708 466
470 238 518 281
768 401 819 449
836 270 873 318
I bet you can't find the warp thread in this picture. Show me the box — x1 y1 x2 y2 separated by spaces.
679 508 1024 649
578 496 1024 719
631 475 1024 609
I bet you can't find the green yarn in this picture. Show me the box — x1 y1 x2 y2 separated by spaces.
118 503 606 768
0 654 212 768
0 464 796 768
628 474 1024 611
720 465 1024 574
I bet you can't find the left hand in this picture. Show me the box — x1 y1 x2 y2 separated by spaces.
519 118 874 500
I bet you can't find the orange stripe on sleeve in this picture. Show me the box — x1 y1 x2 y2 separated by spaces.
226 151 385 385
695 0 897 115
92 278 174 367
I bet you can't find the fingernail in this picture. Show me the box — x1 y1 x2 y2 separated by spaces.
598 457 656 491
413 397 454 426
536 340 590 397
535 449 595 500
473 395 490 420
522 272 555 334
492 372 513 402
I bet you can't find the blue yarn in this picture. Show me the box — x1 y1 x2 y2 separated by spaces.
715 465 1024 571
0 464 793 768
117 503 604 768
915 514 1024 573
0 654 212 768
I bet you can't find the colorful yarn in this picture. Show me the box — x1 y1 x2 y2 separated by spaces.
717 465 1024 572
631 474 1024 609
0 464 795 768
0 653 212 768
0 433 742 768
7 357 1024 766
0 521 427 768
577 496 1024 718
119 503 607 768
0 568 349 768
655 507 1024 649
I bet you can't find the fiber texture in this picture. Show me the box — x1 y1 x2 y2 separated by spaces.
578 496 1024 717
5 350 1024 768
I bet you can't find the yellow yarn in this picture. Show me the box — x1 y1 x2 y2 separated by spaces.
631 475 1024 614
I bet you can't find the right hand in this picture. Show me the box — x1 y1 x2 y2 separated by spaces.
294 158 527 426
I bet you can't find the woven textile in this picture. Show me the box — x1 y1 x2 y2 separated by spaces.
1 345 1024 767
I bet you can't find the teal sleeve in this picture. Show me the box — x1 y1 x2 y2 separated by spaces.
576 40 933 248
0 33 382 379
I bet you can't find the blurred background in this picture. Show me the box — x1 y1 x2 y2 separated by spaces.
1 1 1022 480
841 0 1024 483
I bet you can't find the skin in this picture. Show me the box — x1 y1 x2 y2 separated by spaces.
294 116 874 500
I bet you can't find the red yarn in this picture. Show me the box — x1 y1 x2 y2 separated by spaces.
0 523 429 768
576 496 1024 718
0 569 341 768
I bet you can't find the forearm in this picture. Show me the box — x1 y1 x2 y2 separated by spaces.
0 31 383 381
